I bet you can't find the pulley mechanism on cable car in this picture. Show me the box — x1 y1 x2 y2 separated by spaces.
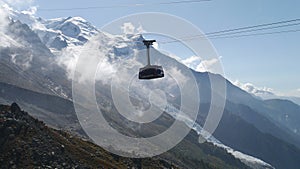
138 40 164 80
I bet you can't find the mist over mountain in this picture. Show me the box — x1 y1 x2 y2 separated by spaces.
0 5 299 169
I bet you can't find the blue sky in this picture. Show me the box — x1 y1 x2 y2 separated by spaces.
6 0 300 97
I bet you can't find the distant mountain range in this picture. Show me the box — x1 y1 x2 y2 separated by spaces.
0 5 300 169
233 81 300 106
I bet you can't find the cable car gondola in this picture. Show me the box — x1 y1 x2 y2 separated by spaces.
138 40 164 80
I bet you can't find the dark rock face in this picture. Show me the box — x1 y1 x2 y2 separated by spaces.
10 103 21 114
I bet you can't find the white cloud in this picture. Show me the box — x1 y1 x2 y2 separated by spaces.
180 56 222 73
181 55 201 68
121 22 145 35
95 58 117 84
232 80 278 100
21 6 37 15
57 34 119 84
233 81 300 98
233 81 300 104
121 22 135 34
0 3 41 48
196 58 219 72
0 4 10 32
0 1 39 32
56 47 81 79
156 53 221 73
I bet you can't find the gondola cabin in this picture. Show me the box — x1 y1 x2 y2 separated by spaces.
139 65 164 79
138 39 165 80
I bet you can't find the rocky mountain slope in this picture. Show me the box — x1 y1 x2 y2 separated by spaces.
0 103 178 169
0 103 251 169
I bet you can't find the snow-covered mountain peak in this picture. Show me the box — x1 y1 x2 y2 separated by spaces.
43 16 98 38
34 16 99 51
3 6 99 51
